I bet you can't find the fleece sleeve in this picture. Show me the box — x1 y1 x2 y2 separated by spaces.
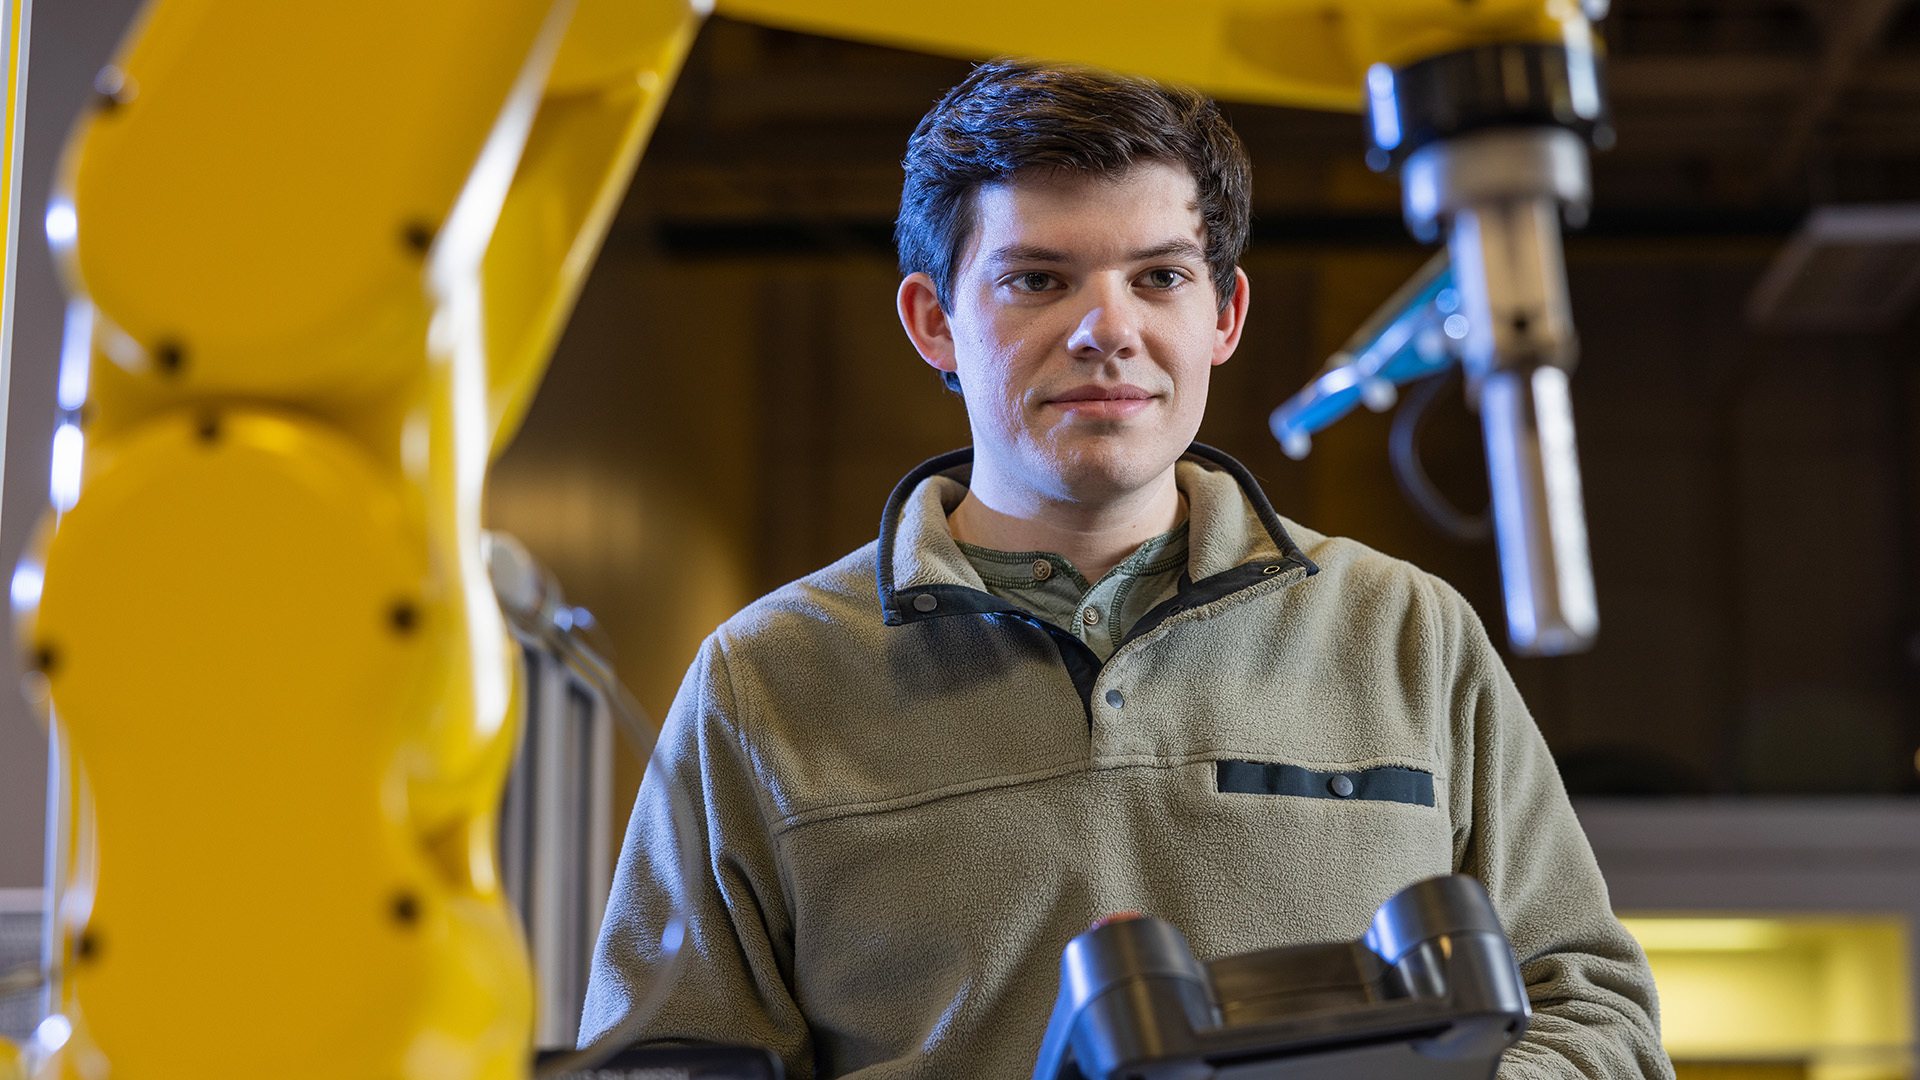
1437 590 1676 1080
579 635 814 1075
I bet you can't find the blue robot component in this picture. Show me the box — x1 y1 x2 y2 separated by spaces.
1032 875 1529 1080
1268 254 1461 463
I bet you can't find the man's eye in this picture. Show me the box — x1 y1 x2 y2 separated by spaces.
1007 272 1056 293
1142 268 1186 290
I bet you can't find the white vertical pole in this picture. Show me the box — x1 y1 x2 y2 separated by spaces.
2 0 42 1027
0 0 29 499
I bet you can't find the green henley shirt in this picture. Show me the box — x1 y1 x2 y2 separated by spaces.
956 520 1190 662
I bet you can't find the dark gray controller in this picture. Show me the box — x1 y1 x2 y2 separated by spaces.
1030 875 1530 1080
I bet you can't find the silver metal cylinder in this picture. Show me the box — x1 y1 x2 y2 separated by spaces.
501 635 616 1050
1448 198 1578 377
1479 366 1599 655
1402 127 1591 243
1420 128 1600 656
489 531 616 1050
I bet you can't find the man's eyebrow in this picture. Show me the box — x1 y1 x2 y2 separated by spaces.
983 243 1072 266
1130 238 1206 262
983 240 1206 266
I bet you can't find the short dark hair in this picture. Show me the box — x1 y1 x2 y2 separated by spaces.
897 60 1252 317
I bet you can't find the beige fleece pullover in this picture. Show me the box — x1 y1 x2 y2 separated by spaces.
582 445 1673 1080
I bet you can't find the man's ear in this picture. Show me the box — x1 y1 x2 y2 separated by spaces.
898 272 958 375
1211 266 1251 367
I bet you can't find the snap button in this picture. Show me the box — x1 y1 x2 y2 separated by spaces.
1105 689 1125 709
1032 559 1053 582
912 593 938 613
1328 774 1355 798
1082 606 1102 627
1262 564 1284 576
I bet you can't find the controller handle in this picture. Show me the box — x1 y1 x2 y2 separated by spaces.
1032 914 1218 1080
1366 876 1532 1057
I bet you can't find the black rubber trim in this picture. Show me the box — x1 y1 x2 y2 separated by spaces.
1401 42 1610 151
1043 624 1104 721
875 446 975 626
1366 42 1612 167
886 582 1013 623
1184 442 1317 572
1216 760 1435 807
873 443 1322 721
1119 443 1319 647
877 443 1318 627
882 583 1106 720
1122 559 1308 647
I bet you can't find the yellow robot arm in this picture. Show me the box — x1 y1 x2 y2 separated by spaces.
718 0 1593 109
19 1 704 1076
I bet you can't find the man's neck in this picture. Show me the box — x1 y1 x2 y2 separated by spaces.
949 465 1185 583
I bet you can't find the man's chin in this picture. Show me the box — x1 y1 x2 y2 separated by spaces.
1028 440 1180 505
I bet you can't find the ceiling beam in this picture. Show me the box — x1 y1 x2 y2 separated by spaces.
1608 55 1810 102
1763 0 1911 192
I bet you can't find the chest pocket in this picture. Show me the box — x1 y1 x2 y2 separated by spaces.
1216 760 1434 807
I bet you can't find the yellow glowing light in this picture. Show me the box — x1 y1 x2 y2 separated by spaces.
1620 914 1914 1079
1621 917 1794 953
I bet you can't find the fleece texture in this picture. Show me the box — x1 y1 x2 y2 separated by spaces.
581 444 1673 1080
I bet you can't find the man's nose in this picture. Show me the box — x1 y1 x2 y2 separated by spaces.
1066 280 1142 359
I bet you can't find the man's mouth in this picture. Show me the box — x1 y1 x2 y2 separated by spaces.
1045 384 1157 419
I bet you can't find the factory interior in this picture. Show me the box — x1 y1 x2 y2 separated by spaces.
3 1 1920 1078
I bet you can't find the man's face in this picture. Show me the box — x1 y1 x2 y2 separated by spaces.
899 160 1249 508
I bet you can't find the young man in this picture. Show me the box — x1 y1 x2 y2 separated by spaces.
583 62 1671 1080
